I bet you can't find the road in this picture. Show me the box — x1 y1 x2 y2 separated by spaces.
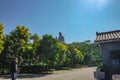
0 67 96 80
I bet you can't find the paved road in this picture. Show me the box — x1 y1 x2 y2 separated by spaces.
0 67 96 80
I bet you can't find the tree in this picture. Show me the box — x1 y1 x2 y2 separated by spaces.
67 46 83 67
69 40 101 66
0 23 5 74
0 23 4 53
40 34 59 69
56 42 68 66
31 33 41 64
73 47 84 64
23 33 41 66
4 26 30 65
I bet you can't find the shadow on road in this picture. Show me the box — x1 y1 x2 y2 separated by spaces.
0 73 51 79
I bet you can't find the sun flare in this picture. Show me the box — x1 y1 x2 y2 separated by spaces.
86 0 108 9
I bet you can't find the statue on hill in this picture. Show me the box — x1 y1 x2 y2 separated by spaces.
58 32 65 43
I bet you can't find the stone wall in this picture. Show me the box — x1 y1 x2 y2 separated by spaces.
100 42 120 69
100 42 120 80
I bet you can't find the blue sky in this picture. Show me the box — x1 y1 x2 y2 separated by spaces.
0 0 120 43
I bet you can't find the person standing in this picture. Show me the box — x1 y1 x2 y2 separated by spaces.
10 58 18 80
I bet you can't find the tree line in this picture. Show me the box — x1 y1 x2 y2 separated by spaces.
0 23 101 74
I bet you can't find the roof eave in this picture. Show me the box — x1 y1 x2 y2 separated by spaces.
94 39 120 44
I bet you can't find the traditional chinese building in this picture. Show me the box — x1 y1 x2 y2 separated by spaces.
95 30 120 80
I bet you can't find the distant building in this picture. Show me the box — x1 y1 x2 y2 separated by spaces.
95 30 120 80
57 32 65 43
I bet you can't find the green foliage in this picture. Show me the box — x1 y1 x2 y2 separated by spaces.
3 26 30 65
28 33 41 65
66 46 84 67
0 23 4 53
74 48 84 62
40 34 59 67
0 23 100 74
97 63 103 70
56 42 68 66
69 40 102 66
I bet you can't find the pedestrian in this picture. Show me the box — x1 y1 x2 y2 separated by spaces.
10 58 18 80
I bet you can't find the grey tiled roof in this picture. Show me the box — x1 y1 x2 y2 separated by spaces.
95 30 120 43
